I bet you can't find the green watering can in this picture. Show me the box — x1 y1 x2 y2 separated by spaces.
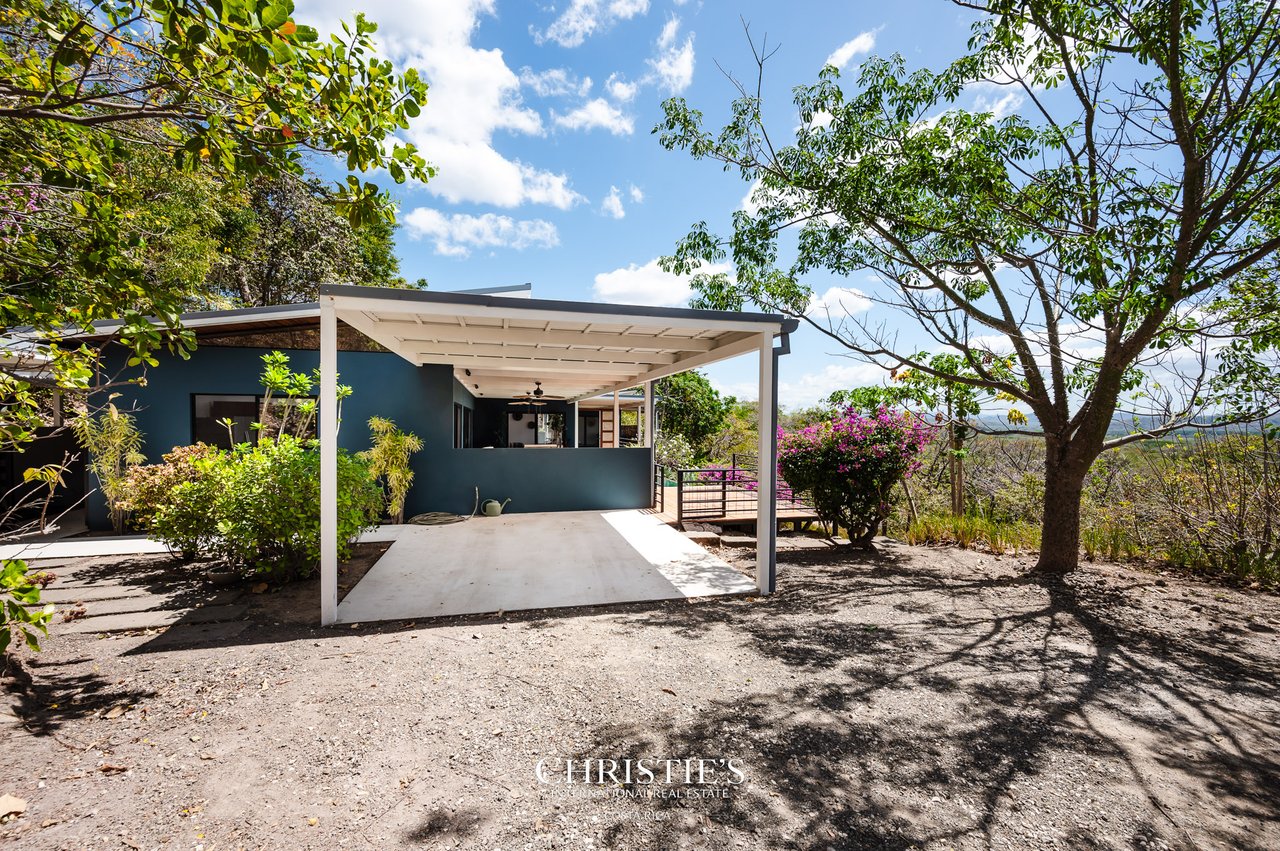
481 498 511 517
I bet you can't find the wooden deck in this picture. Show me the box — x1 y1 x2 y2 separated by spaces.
648 485 820 529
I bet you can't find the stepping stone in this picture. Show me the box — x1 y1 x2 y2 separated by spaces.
59 603 249 635
36 585 153 604
45 567 183 588
60 590 242 618
683 531 721 548
720 534 757 548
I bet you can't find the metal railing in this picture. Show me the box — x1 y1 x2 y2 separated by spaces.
662 455 812 527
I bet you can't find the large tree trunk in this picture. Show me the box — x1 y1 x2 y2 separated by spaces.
1034 438 1099 575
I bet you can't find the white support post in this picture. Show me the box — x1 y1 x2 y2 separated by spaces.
572 401 579 448
643 381 652 447
755 332 776 594
612 390 620 448
320 298 338 626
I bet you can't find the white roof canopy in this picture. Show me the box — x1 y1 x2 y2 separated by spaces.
322 285 796 401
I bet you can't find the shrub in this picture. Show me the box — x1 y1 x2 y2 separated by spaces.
778 407 934 546
254 350 352 441
360 417 423 524
654 432 696 470
152 436 383 580
73 403 144 534
148 451 225 561
121 444 223 535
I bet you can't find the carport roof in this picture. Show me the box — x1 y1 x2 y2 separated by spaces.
320 284 797 401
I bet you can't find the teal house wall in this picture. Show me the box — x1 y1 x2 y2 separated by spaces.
90 344 652 529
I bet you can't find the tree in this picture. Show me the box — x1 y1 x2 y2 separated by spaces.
206 175 405 307
654 371 730 460
1 0 430 448
658 0 1280 574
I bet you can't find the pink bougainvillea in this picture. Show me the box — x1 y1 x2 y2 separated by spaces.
777 406 934 545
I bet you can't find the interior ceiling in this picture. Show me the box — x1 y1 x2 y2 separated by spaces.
334 303 770 401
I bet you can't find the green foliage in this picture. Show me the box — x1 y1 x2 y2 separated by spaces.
657 1 1280 572
653 431 696 471
151 436 383 580
206 175 406 307
655 371 729 460
72 403 144 534
360 417 423 524
121 444 223 541
902 514 1040 556
0 0 429 451
1 559 54 656
706 398 760 463
256 350 350 440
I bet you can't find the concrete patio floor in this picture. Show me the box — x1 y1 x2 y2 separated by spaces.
334 509 757 623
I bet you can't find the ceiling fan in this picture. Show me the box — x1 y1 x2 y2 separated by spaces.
508 381 563 407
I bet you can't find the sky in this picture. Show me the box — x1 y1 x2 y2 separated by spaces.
293 0 989 408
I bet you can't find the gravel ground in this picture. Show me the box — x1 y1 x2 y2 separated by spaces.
1 541 1277 850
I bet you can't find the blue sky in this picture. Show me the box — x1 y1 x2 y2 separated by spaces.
295 0 987 408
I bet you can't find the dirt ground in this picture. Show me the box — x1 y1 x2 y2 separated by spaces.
1 541 1277 850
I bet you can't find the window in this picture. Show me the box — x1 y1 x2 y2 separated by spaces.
192 394 256 449
192 394 317 449
453 403 473 448
536 412 564 446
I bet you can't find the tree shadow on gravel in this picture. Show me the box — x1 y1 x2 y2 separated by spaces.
3 656 156 738
585 547 1280 850
403 805 488 845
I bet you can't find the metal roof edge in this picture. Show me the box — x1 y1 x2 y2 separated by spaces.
319 283 795 330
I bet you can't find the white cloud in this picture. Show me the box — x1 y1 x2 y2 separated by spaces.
605 72 639 102
807 286 872 319
825 29 879 70
535 0 651 48
781 363 889 408
972 89 1024 120
628 184 644 203
519 66 592 98
297 0 582 210
601 186 626 219
647 16 695 93
403 208 559 257
553 98 635 135
592 258 731 307
740 179 764 216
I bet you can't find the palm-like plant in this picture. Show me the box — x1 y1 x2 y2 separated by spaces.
361 417 423 524
73 402 144 534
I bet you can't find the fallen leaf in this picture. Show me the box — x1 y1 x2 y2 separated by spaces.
307 816 318 827
251 582 269 594
99 764 129 774
0 795 26 819
104 705 125 719
122 839 141 849
661 688 677 697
